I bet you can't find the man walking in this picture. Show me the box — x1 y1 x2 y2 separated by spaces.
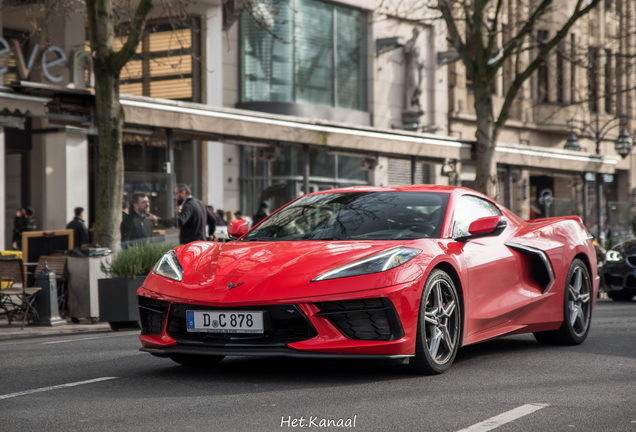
156 184 215 244
121 192 154 247
66 207 89 249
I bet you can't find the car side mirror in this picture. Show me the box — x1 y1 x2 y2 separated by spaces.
228 220 248 239
456 216 507 242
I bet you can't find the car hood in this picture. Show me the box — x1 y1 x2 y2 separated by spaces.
195 240 406 278
144 240 430 304
613 238 636 254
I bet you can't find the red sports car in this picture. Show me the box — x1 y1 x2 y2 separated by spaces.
137 186 598 374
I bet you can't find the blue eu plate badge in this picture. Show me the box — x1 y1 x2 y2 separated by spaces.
187 311 195 329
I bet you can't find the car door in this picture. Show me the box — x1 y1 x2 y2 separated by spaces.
451 195 529 341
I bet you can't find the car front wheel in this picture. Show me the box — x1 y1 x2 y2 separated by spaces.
410 269 461 375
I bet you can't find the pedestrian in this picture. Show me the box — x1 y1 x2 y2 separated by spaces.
208 205 225 226
252 201 270 226
66 207 89 249
235 210 252 228
12 209 25 250
14 207 37 250
216 209 227 226
157 184 216 244
122 200 130 220
121 192 154 247
225 210 237 224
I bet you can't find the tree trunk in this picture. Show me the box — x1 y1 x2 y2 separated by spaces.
93 67 124 249
473 86 500 200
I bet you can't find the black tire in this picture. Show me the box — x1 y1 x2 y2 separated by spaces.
607 291 635 302
410 269 461 375
534 258 592 345
169 355 225 368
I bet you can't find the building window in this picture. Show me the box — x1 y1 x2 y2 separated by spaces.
556 45 564 103
605 49 613 114
588 47 599 113
537 30 549 103
114 18 201 101
240 0 367 112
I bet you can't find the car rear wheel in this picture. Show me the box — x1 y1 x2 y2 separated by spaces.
534 258 592 345
410 269 461 375
169 355 225 367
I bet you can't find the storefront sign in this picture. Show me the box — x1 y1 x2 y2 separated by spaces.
0 37 93 86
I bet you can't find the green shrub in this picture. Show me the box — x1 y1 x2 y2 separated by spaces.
101 242 177 278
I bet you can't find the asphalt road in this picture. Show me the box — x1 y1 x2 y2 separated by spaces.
1 298 635 432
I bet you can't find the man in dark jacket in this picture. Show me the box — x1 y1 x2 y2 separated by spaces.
252 201 270 226
156 184 215 245
14 207 37 250
66 207 89 249
121 192 154 247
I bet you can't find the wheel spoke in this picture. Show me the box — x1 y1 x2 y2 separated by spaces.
424 311 438 325
569 286 578 301
572 268 582 294
441 325 454 353
580 293 591 304
574 305 585 329
428 327 442 359
443 300 456 318
433 282 443 310
569 301 579 327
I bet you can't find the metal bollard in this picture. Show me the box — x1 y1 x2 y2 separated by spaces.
34 264 66 326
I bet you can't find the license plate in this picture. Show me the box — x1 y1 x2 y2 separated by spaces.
633 269 636 277
186 310 264 334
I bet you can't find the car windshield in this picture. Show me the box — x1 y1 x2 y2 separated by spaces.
242 191 449 241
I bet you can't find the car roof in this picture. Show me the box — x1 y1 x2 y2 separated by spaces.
310 184 481 196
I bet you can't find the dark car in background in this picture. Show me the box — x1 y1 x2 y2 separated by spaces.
604 239 636 301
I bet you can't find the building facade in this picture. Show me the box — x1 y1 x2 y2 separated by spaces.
0 0 634 250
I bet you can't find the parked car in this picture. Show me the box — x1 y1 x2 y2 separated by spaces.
137 186 598 374
603 238 636 301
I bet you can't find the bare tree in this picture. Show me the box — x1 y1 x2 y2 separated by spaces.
381 0 601 199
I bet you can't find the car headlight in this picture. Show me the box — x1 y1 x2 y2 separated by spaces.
153 250 184 281
606 250 623 262
312 247 421 282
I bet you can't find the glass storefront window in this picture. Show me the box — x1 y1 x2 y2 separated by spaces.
240 0 367 111
240 144 368 216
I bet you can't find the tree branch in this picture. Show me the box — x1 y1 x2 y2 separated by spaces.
494 0 602 135
111 0 154 72
437 0 474 74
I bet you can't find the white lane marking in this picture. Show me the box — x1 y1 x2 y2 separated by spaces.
456 403 550 432
42 333 137 345
0 377 118 400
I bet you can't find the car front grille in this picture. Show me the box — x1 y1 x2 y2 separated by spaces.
167 303 317 346
316 298 404 342
138 296 170 335
627 256 636 267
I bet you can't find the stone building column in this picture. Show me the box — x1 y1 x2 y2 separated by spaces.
32 130 89 230
201 4 224 209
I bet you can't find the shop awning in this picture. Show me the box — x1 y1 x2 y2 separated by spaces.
496 142 619 174
0 92 48 117
120 95 472 161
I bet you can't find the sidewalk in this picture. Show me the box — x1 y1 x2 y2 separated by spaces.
0 317 114 341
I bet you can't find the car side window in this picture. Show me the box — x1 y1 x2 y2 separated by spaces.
452 195 502 238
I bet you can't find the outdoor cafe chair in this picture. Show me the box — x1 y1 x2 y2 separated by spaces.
0 257 41 329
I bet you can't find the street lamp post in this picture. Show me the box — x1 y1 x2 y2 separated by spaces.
565 113 633 244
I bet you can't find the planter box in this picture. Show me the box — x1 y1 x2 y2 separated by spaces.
98 276 146 326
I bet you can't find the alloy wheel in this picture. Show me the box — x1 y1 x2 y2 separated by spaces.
568 266 591 337
423 279 459 365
